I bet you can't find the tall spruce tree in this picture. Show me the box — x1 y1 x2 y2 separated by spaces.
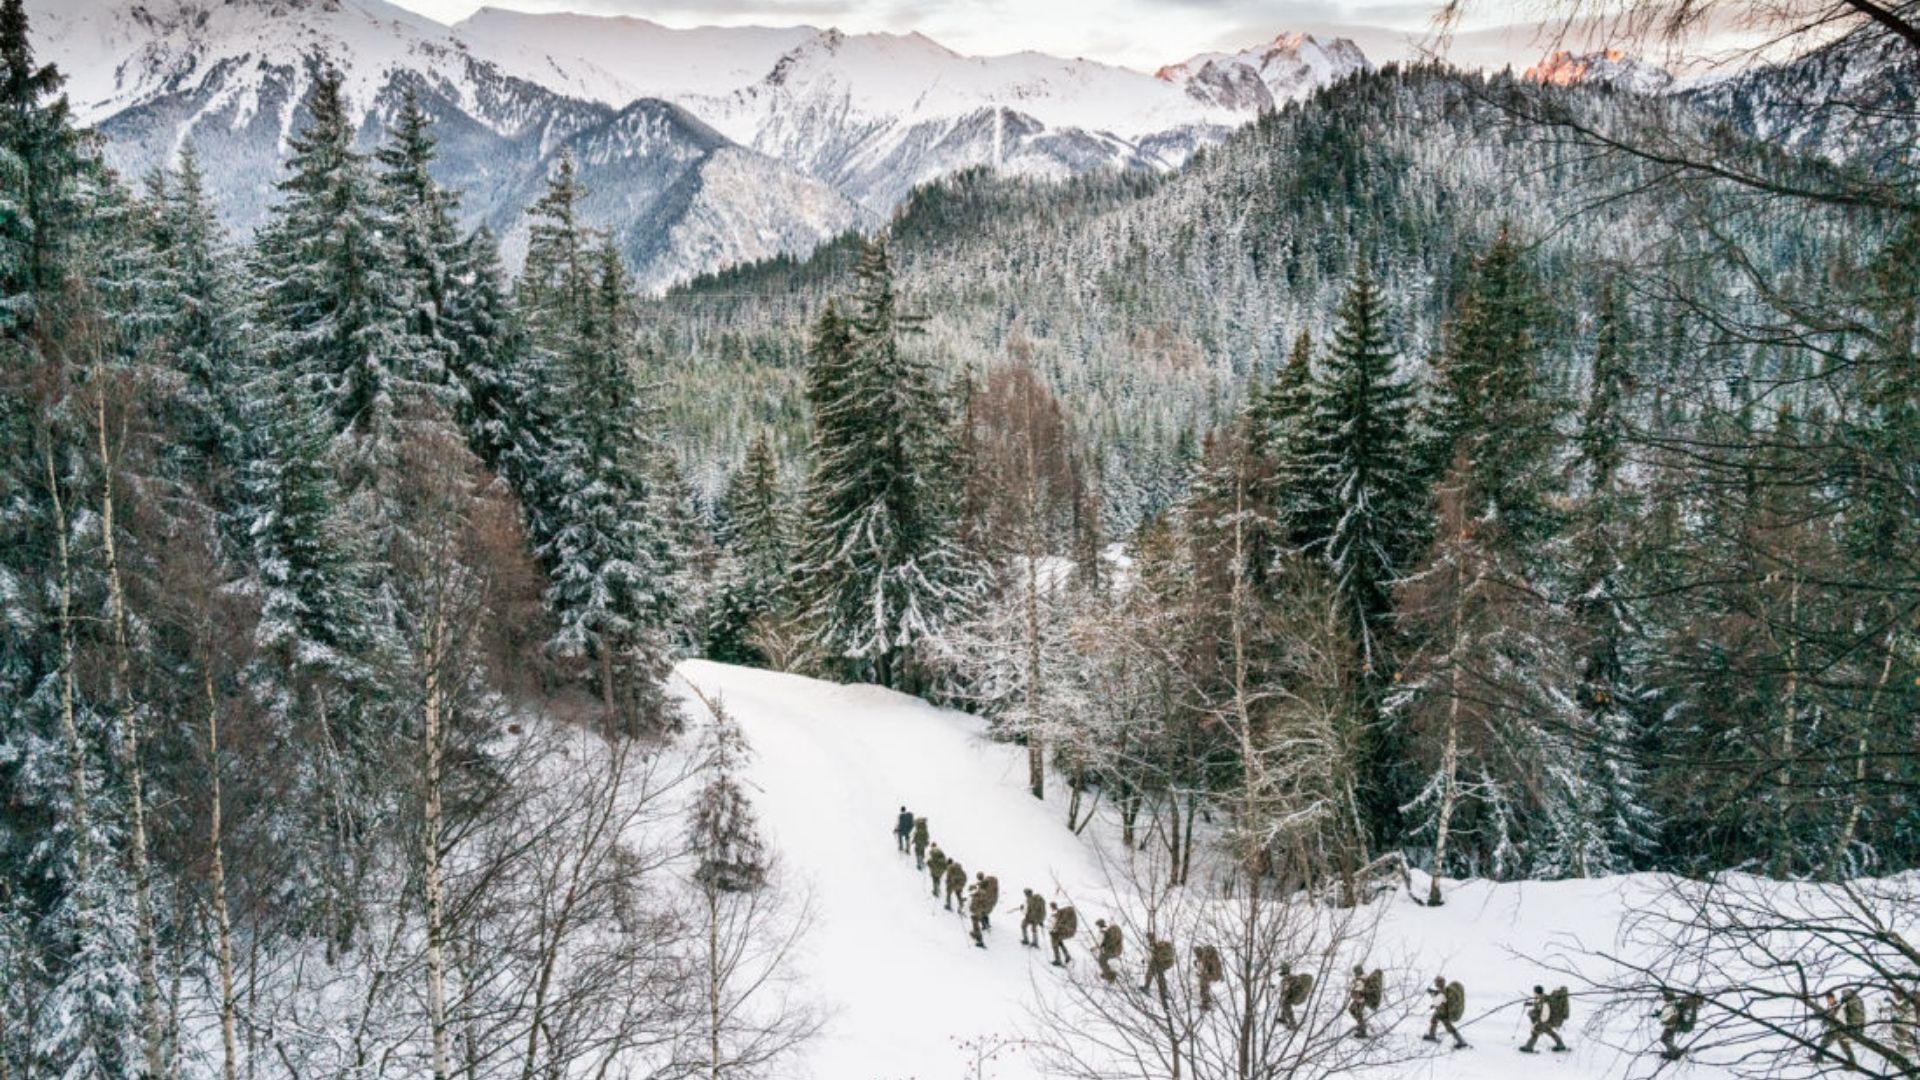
518 166 677 731
796 241 976 689
254 68 428 480
1422 227 1561 553
1562 281 1656 871
707 432 792 665
1304 267 1424 670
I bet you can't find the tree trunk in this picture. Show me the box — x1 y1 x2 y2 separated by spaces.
424 609 452 1080
205 673 240 1080
45 440 92 908
96 384 168 1077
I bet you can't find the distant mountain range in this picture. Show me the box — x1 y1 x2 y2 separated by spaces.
27 0 1903 290
29 0 1372 288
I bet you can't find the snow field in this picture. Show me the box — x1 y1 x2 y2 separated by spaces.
671 660 1745 1080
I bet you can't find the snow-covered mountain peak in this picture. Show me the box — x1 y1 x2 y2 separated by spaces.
1523 48 1675 93
1157 32 1371 111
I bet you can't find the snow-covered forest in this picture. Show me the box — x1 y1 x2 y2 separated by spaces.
0 0 1915 1075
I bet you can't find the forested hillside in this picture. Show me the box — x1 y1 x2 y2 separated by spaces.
644 57 1876 522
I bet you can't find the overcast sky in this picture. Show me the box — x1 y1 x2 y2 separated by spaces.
384 0 1720 71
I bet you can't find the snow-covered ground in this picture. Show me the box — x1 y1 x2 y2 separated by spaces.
670 659 1787 1080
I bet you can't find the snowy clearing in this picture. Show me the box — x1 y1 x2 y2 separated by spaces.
669 659 1884 1080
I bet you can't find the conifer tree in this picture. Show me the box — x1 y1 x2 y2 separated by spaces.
518 167 677 731
1562 281 1656 871
254 68 426 477
1304 267 1423 671
795 241 977 689
1422 227 1560 554
707 432 793 665
376 89 464 409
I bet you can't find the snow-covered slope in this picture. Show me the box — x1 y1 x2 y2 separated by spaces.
670 659 1814 1080
454 6 814 106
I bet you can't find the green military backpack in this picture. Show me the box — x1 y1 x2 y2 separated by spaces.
1285 972 1314 1005
1443 981 1465 1022
1843 992 1865 1028
1548 986 1570 1027
1363 969 1384 1010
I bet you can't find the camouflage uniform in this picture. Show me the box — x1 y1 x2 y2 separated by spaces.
911 816 930 869
1520 986 1569 1052
1815 991 1860 1067
1347 965 1384 1037
926 845 949 898
1657 991 1702 1061
1194 946 1223 1012
1096 920 1123 983
979 874 999 928
1423 977 1468 1048
1048 904 1078 967
1890 991 1919 1061
1279 965 1314 1029
1142 937 1175 999
967 878 994 947
944 860 967 912
1020 890 1047 947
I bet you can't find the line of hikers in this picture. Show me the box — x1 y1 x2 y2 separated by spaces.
891 808 1920 1064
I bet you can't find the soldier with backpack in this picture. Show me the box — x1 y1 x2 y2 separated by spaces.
1018 888 1047 948
1815 989 1863 1067
926 844 949 898
1279 963 1315 1029
1423 975 1469 1049
1347 965 1384 1037
979 873 999 928
1096 919 1124 982
911 816 930 869
967 875 994 948
1889 989 1918 1061
1142 936 1175 1000
944 859 968 913
1194 945 1224 1011
1048 903 1078 967
1658 990 1703 1061
894 806 914 853
1520 985 1570 1053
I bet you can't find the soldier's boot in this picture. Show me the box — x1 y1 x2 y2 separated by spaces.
1423 1018 1441 1044
1447 1020 1469 1049
1550 1030 1569 1053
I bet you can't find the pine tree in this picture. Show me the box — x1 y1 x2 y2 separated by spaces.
253 68 427 478
707 432 793 665
375 88 464 412
1422 227 1561 554
518 167 677 731
1303 267 1424 672
1561 281 1656 872
795 241 978 689
143 145 247 501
